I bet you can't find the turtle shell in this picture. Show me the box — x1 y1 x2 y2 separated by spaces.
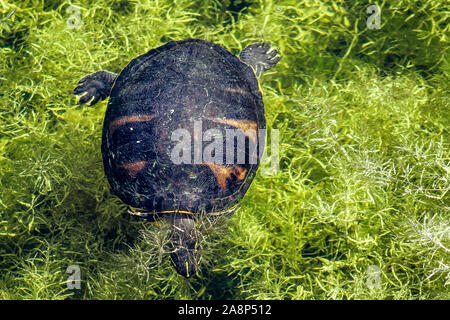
101 39 265 216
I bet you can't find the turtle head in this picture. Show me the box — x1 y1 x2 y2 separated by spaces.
170 214 199 278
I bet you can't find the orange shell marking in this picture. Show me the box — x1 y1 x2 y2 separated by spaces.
120 161 147 178
109 114 156 135
223 87 253 98
204 163 247 190
209 118 258 143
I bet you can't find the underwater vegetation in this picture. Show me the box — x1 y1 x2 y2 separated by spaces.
0 0 448 299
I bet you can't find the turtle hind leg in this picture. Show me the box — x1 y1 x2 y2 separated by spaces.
240 42 281 77
72 70 117 106
169 214 200 278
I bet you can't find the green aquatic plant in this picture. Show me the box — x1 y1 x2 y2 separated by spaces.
0 0 448 299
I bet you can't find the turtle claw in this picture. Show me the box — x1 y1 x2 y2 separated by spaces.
72 70 118 106
240 42 282 77
76 88 100 106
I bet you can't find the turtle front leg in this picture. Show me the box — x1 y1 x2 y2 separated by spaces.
240 42 281 77
72 70 118 106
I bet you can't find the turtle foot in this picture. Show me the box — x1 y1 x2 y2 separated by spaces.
240 42 281 77
72 70 117 106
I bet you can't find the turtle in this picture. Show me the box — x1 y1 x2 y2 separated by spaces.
72 38 281 278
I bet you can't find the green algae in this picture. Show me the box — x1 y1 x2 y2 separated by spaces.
0 0 448 299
